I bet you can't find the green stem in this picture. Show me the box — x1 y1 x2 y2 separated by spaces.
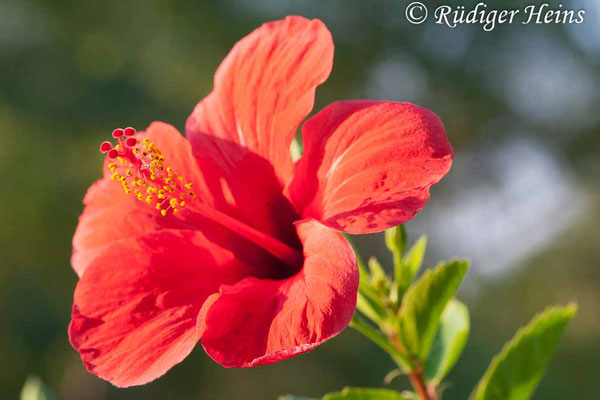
350 229 438 400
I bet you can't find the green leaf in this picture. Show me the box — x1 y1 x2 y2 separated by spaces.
322 387 409 399
398 260 469 361
471 304 577 400
385 225 407 257
402 235 427 281
368 257 387 285
385 225 411 298
386 226 407 287
281 388 410 400
350 315 412 370
20 376 57 400
425 298 470 384
356 292 387 324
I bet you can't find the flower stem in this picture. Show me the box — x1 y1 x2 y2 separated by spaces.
351 314 439 400
408 369 437 400
388 336 437 400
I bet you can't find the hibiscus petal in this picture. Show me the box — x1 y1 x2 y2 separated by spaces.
288 101 453 234
69 229 252 387
72 122 211 276
197 219 358 367
186 15 333 184
184 17 333 245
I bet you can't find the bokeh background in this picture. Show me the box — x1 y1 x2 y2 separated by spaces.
1 0 599 399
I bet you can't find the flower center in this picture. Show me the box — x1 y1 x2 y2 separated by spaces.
100 127 304 271
100 127 197 217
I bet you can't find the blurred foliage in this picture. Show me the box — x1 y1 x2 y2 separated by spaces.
1 0 598 399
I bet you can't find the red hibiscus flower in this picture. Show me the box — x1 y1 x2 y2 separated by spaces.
69 16 453 387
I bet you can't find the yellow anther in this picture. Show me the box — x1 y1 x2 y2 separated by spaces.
106 136 196 217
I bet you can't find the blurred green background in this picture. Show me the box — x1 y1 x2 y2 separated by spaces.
1 0 599 399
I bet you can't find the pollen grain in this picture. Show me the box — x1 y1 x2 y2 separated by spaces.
100 127 197 216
